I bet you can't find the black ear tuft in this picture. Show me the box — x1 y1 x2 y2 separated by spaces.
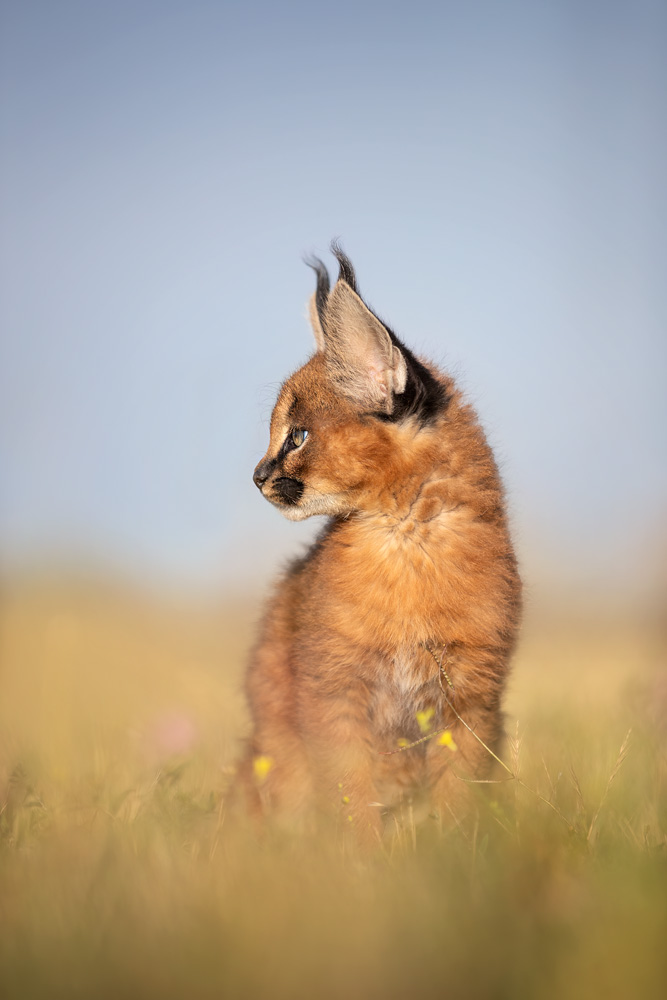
305 255 331 332
330 240 358 292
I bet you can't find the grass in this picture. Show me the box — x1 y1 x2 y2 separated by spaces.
1 576 666 999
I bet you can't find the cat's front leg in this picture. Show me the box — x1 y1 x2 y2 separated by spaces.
425 699 505 828
296 653 384 848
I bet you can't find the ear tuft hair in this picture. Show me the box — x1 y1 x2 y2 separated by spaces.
304 255 331 333
330 240 358 292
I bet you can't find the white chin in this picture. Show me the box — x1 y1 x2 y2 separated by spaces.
276 504 311 522
270 494 346 521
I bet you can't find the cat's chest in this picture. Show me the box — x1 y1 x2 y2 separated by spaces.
315 517 453 647
389 649 428 694
369 649 437 738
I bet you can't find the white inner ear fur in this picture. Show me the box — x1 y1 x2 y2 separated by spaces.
322 282 407 412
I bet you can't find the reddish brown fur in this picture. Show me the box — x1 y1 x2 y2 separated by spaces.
232 251 521 846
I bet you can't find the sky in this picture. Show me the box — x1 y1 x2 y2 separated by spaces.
1 0 665 600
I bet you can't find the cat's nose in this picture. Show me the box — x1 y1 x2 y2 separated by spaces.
253 460 271 488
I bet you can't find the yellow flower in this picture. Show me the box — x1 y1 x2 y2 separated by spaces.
341 795 350 804
437 730 457 751
252 754 274 784
416 707 435 733
397 738 410 748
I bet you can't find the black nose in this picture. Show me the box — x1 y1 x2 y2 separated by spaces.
253 459 271 488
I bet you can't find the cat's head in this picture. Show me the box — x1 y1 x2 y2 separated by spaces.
253 244 450 521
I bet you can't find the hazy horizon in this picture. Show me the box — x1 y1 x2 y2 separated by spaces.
2 1 665 601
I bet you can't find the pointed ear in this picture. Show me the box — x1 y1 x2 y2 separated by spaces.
323 282 407 413
304 255 330 354
308 293 326 353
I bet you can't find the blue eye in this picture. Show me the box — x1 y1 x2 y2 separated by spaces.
290 428 308 448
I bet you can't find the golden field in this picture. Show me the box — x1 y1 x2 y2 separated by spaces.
1 576 665 999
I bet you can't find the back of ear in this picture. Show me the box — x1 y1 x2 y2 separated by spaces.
322 282 407 413
308 294 326 353
305 255 331 354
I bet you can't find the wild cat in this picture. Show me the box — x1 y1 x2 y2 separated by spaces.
233 244 521 845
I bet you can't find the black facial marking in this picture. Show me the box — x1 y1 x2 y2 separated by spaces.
279 425 305 458
274 477 304 505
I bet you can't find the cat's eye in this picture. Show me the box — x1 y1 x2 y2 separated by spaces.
290 428 308 448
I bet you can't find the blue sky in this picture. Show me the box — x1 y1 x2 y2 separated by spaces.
1 0 665 597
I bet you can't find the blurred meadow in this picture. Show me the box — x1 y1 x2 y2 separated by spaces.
1 580 666 999
1 1 666 998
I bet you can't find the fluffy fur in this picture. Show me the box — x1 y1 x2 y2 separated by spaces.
233 245 521 845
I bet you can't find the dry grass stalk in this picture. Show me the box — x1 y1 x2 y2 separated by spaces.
568 763 587 823
508 720 522 778
587 728 632 843
441 691 575 831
